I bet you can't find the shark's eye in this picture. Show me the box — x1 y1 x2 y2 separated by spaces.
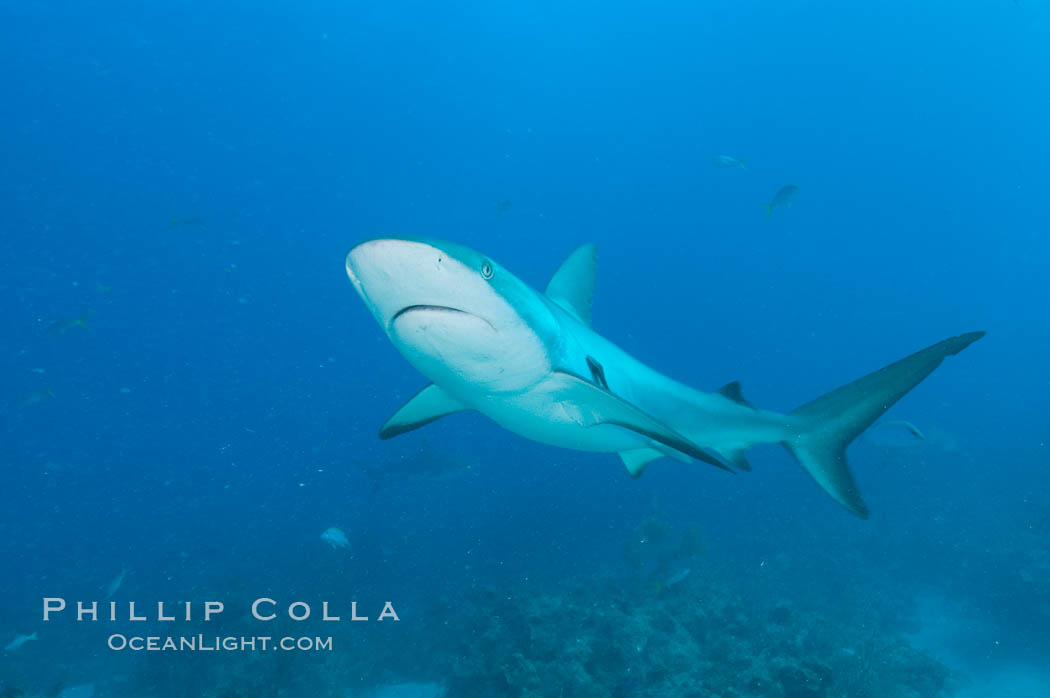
480 261 494 280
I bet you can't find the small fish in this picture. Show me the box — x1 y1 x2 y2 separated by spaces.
651 567 692 594
712 155 747 169
4 632 37 651
763 185 799 217
45 312 90 336
166 216 205 230
864 421 967 453
496 199 513 214
104 567 129 599
665 567 692 588
875 419 925 441
321 527 349 549
22 387 56 407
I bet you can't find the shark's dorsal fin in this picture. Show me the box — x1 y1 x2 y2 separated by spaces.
545 244 597 326
549 370 734 472
379 384 469 439
716 380 753 408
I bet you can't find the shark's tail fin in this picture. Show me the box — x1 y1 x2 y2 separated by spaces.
783 331 985 518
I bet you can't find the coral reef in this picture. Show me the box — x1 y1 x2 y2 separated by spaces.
423 571 954 698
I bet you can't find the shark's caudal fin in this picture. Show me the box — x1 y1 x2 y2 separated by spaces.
784 331 985 518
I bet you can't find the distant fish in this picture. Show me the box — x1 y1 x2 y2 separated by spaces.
496 199 513 214
711 155 747 170
321 527 349 549
104 567 129 599
863 421 965 455
361 446 476 494
45 312 89 336
57 683 95 698
3 632 37 651
652 567 692 594
874 420 925 441
763 185 799 217
166 216 205 230
22 387 56 408
664 567 692 588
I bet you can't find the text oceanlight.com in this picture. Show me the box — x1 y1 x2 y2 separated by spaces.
107 634 334 652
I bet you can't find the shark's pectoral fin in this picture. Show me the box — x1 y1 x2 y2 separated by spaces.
378 384 469 439
549 370 734 473
649 442 692 464
545 244 597 326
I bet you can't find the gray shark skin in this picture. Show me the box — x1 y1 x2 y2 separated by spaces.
345 238 984 518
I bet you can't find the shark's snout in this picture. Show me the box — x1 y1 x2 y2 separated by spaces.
346 238 459 328
345 239 419 298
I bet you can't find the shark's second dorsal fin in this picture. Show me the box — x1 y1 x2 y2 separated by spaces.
379 384 469 439
716 381 753 408
545 244 597 326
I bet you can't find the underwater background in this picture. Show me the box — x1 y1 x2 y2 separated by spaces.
1 0 1048 696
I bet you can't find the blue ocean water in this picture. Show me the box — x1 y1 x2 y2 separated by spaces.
1 0 1047 696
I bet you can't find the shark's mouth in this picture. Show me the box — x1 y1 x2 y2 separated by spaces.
392 304 467 322
390 305 496 330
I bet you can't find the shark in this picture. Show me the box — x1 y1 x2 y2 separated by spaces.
345 238 984 517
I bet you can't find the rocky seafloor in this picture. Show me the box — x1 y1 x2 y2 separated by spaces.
6 515 1016 698
380 519 961 698
416 573 953 698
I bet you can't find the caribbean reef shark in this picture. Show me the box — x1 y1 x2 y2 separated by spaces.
345 239 983 517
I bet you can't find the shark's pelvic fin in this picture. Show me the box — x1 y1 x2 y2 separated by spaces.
379 384 469 439
550 370 734 472
784 331 985 518
545 244 597 326
716 380 753 408
620 448 665 478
